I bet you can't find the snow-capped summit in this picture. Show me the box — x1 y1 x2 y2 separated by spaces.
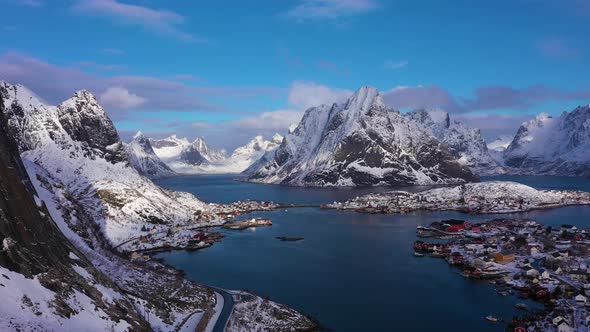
504 105 590 176
487 135 513 152
406 109 505 175
247 86 478 186
272 133 284 144
192 137 227 162
57 89 127 164
125 131 175 178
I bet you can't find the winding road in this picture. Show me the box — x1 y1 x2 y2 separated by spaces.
209 287 235 332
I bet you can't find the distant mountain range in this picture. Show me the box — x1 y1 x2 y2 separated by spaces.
127 132 283 177
132 86 590 185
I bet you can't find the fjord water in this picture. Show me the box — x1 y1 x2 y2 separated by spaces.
155 175 590 332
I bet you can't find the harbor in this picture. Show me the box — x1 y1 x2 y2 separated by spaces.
414 218 590 331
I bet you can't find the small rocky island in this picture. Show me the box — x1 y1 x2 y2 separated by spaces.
325 181 590 214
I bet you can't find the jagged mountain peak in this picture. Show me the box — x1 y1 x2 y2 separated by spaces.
272 133 284 144
247 86 477 186
343 85 384 114
132 130 145 140
0 81 49 110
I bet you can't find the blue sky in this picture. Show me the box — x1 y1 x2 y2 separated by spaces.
1 0 589 149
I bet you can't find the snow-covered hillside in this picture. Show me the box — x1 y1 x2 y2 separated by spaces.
504 106 590 177
247 86 478 186
125 131 176 178
406 109 505 175
150 133 283 174
328 181 590 214
0 81 209 247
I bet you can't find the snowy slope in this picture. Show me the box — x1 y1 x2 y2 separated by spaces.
329 181 590 214
406 109 505 175
247 86 478 186
0 81 209 247
504 105 590 177
125 131 176 178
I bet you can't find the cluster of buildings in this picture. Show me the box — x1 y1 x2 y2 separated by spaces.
414 218 590 331
223 218 272 230
121 200 282 254
209 200 281 219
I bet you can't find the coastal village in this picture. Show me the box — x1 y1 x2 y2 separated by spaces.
414 218 590 331
326 182 590 214
118 199 282 255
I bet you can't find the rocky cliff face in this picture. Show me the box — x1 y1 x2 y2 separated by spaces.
0 88 149 331
406 109 505 175
247 86 478 186
125 131 176 178
504 105 590 177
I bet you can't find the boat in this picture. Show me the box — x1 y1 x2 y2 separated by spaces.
485 315 499 322
413 252 425 257
515 303 528 310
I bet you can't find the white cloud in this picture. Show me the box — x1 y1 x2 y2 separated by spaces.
382 85 461 111
286 0 379 20
288 81 352 110
229 110 303 131
72 0 204 42
99 87 146 109
383 59 408 70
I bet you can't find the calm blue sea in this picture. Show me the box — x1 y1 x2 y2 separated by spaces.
155 175 590 332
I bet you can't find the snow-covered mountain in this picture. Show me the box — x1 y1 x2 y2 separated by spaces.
125 131 176 178
406 109 505 175
487 135 513 152
0 81 209 247
149 133 283 174
504 105 590 177
246 86 478 186
486 135 513 165
150 135 227 171
0 81 316 332
0 105 150 331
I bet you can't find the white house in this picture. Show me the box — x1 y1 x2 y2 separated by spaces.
557 321 574 332
541 271 551 280
553 316 565 326
576 294 587 304
526 268 540 278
